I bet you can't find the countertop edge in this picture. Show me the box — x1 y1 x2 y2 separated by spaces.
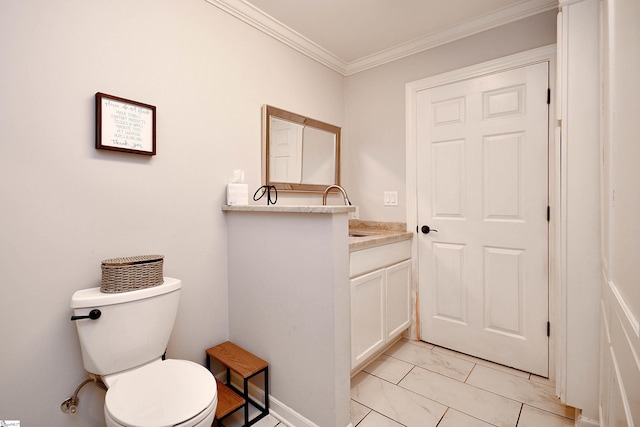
222 205 355 214
349 231 413 251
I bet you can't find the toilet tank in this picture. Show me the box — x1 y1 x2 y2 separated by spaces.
71 277 181 376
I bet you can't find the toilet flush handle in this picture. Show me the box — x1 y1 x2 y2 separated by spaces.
70 309 101 321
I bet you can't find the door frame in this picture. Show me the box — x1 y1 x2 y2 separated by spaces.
405 44 559 379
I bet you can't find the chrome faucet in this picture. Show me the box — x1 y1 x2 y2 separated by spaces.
322 185 352 206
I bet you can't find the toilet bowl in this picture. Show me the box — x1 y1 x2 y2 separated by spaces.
103 359 216 427
71 278 217 427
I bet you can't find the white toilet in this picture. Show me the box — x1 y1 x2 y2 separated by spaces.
71 277 217 427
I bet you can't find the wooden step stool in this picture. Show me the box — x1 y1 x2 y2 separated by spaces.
206 341 269 426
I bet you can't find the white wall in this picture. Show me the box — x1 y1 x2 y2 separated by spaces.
0 1 343 425
343 10 557 222
599 0 640 424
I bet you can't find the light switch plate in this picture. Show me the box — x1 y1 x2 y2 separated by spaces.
384 191 398 206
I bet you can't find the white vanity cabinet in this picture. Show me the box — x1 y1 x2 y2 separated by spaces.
351 269 385 370
350 240 411 371
385 260 412 338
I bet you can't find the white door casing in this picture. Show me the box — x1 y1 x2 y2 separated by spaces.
414 61 550 376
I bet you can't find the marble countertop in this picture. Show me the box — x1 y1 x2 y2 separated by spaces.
222 207 412 250
348 220 413 251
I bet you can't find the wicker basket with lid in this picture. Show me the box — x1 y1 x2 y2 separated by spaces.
100 255 164 293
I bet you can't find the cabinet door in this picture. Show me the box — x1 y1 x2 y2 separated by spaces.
386 260 411 340
351 269 385 369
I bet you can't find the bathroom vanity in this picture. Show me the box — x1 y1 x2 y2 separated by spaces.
348 221 412 373
223 205 352 427
222 207 412 426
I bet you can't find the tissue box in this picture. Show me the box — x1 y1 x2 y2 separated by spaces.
227 183 248 205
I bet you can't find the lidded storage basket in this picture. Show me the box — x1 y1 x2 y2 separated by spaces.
100 255 164 293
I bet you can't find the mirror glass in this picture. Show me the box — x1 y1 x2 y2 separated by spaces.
262 105 340 192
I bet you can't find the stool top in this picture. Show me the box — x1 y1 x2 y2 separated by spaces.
207 341 268 377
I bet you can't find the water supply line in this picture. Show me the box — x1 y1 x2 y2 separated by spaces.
61 374 106 414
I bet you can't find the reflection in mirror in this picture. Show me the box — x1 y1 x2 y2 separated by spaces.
262 105 340 193
302 126 336 185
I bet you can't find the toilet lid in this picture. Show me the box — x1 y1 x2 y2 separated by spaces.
105 359 216 427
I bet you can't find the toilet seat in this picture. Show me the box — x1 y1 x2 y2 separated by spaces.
105 359 217 427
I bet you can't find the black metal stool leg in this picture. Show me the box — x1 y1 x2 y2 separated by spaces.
243 377 250 426
264 368 269 413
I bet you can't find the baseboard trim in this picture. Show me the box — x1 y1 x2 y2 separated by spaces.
268 396 353 427
215 372 352 427
268 396 319 427
576 412 600 427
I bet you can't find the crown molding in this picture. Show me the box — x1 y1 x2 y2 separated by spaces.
204 0 348 74
205 0 559 76
345 0 559 75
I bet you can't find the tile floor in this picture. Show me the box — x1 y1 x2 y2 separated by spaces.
223 339 576 427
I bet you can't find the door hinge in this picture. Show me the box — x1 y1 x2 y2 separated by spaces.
547 321 551 337
547 206 550 222
547 88 551 104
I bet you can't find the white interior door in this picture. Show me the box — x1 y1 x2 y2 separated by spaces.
417 62 550 376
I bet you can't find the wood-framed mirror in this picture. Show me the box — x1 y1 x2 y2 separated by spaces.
262 105 341 193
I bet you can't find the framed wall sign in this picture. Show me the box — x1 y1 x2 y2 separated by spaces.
96 92 156 155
